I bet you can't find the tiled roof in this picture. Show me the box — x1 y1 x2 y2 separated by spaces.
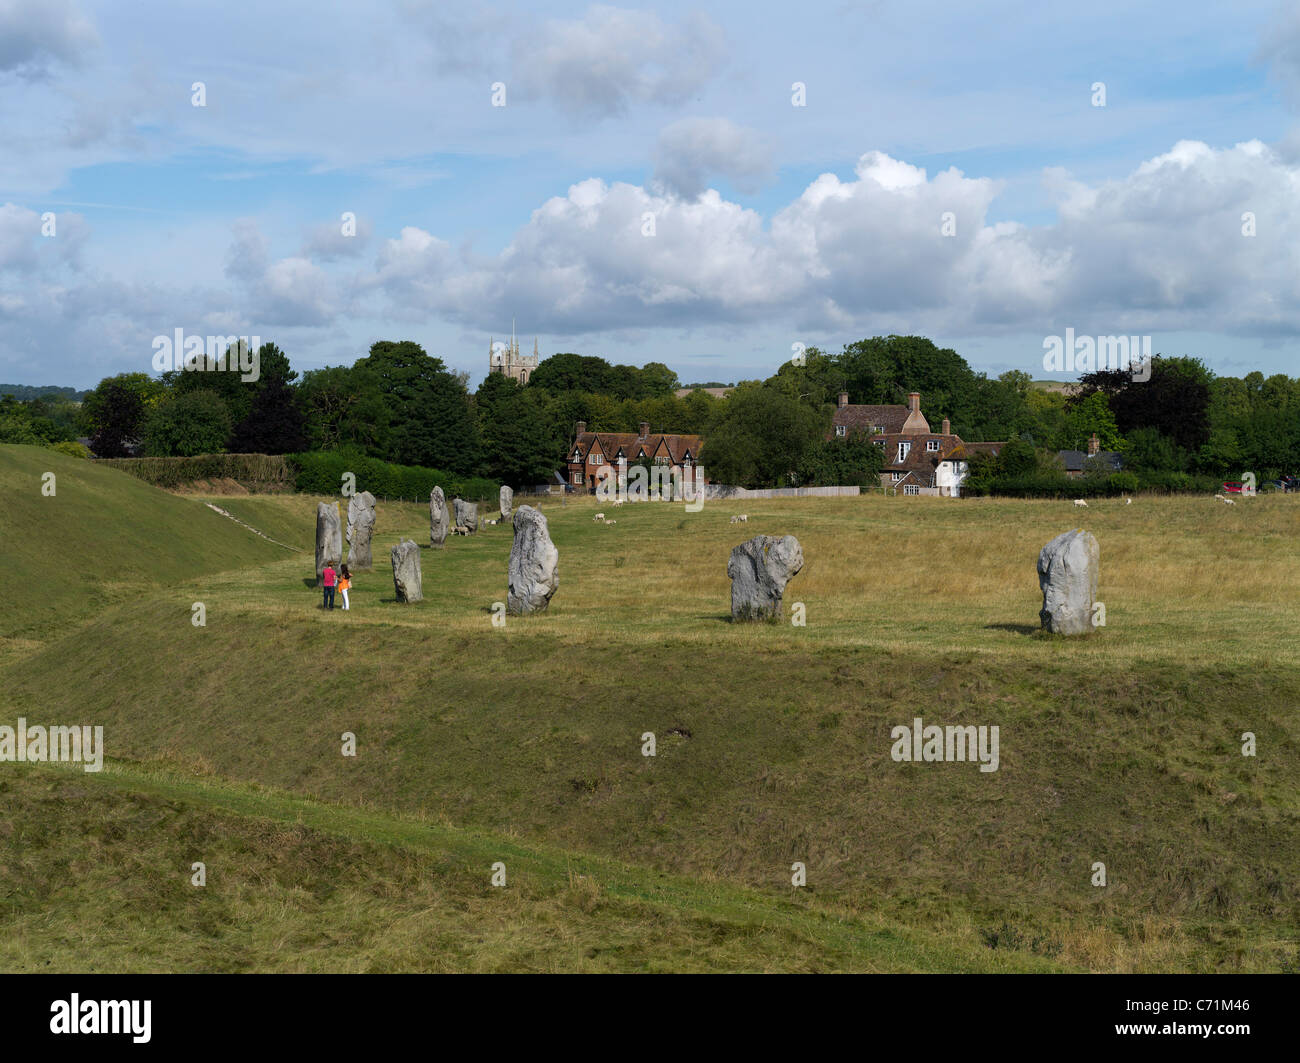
572 431 703 465
832 404 910 434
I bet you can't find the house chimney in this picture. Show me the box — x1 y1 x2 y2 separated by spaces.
908 392 920 413
942 418 950 435
638 421 649 440
838 391 849 408
1088 432 1100 456
575 421 586 437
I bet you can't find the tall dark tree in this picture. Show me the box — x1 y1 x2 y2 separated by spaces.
229 343 308 454
83 374 157 457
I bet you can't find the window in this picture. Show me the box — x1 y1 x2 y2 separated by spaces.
682 457 691 467
873 424 884 434
589 453 603 465
892 472 904 482
835 424 846 437
904 485 920 495
897 442 911 462
926 439 940 452
572 451 581 462
572 472 581 484
873 438 884 447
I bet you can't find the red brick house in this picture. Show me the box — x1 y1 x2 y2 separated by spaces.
830 391 1003 496
567 421 704 494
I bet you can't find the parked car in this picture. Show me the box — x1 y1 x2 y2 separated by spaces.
1222 481 1244 494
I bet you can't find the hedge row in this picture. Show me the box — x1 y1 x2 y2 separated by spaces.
288 451 498 502
969 470 1220 498
96 452 293 488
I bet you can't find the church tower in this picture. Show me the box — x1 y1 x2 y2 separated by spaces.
488 320 540 384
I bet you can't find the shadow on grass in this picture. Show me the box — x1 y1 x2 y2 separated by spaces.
301 578 318 589
984 622 1040 636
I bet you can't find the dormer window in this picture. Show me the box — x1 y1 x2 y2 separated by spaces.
835 425 846 437
926 439 940 452
873 424 884 434
897 441 911 462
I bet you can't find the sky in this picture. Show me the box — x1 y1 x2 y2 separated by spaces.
3 0 1300 390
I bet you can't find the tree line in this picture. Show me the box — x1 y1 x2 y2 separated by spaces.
2 335 1296 492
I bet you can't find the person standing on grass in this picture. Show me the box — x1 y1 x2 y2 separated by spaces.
321 562 337 610
338 564 352 611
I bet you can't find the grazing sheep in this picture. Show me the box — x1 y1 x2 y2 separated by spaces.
1214 494 1226 500
593 513 606 522
1073 499 1088 508
729 514 749 523
1223 498 1236 505
452 525 469 535
605 519 616 525
1125 497 1132 505
612 498 626 506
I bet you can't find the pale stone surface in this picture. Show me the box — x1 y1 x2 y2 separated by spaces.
430 486 449 547
346 490 377 568
507 505 559 615
315 502 342 583
453 497 478 533
391 539 423 603
500 484 513 519
727 535 803 621
1037 529 1099 635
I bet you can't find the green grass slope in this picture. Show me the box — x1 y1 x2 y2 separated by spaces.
0 446 295 638
0 764 1061 972
5 489 1298 971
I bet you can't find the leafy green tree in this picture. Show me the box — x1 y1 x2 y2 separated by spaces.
229 343 307 454
356 341 480 473
83 373 164 457
798 431 884 487
298 365 391 454
142 390 233 456
700 384 826 488
1053 391 1122 452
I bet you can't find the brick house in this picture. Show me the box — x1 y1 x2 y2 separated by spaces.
567 421 704 494
1058 433 1123 479
830 391 1003 497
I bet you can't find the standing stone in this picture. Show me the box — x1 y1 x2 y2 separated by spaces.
499 485 513 520
1037 529 1099 635
727 535 803 621
315 502 342 583
346 490 377 568
507 505 559 615
391 539 423 603
430 486 449 547
453 497 478 533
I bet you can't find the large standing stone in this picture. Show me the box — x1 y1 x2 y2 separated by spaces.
727 535 803 621
315 502 342 583
453 497 478 533
499 485 513 520
346 490 377 568
429 486 449 548
507 505 559 615
1037 529 1099 635
391 539 423 603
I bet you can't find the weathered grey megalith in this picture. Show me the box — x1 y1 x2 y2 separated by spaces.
346 490 377 568
391 539 423 603
507 505 559 615
430 486 449 547
315 502 342 583
453 497 478 533
499 484 513 520
727 535 803 621
1037 529 1099 635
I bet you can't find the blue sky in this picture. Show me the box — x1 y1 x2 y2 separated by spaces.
2 0 1299 390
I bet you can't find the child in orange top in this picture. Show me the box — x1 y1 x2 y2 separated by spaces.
339 564 352 610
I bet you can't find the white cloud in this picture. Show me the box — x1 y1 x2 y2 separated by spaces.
511 5 726 119
0 0 97 76
652 117 773 198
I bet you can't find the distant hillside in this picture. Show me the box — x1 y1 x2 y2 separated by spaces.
0 444 294 638
0 384 88 402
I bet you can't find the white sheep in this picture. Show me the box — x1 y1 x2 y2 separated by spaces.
1223 498 1236 505
1125 497 1131 505
612 498 626 506
729 514 749 523
605 519 617 525
593 513 605 522
1073 499 1088 508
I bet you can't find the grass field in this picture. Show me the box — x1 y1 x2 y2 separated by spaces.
2 442 1298 972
